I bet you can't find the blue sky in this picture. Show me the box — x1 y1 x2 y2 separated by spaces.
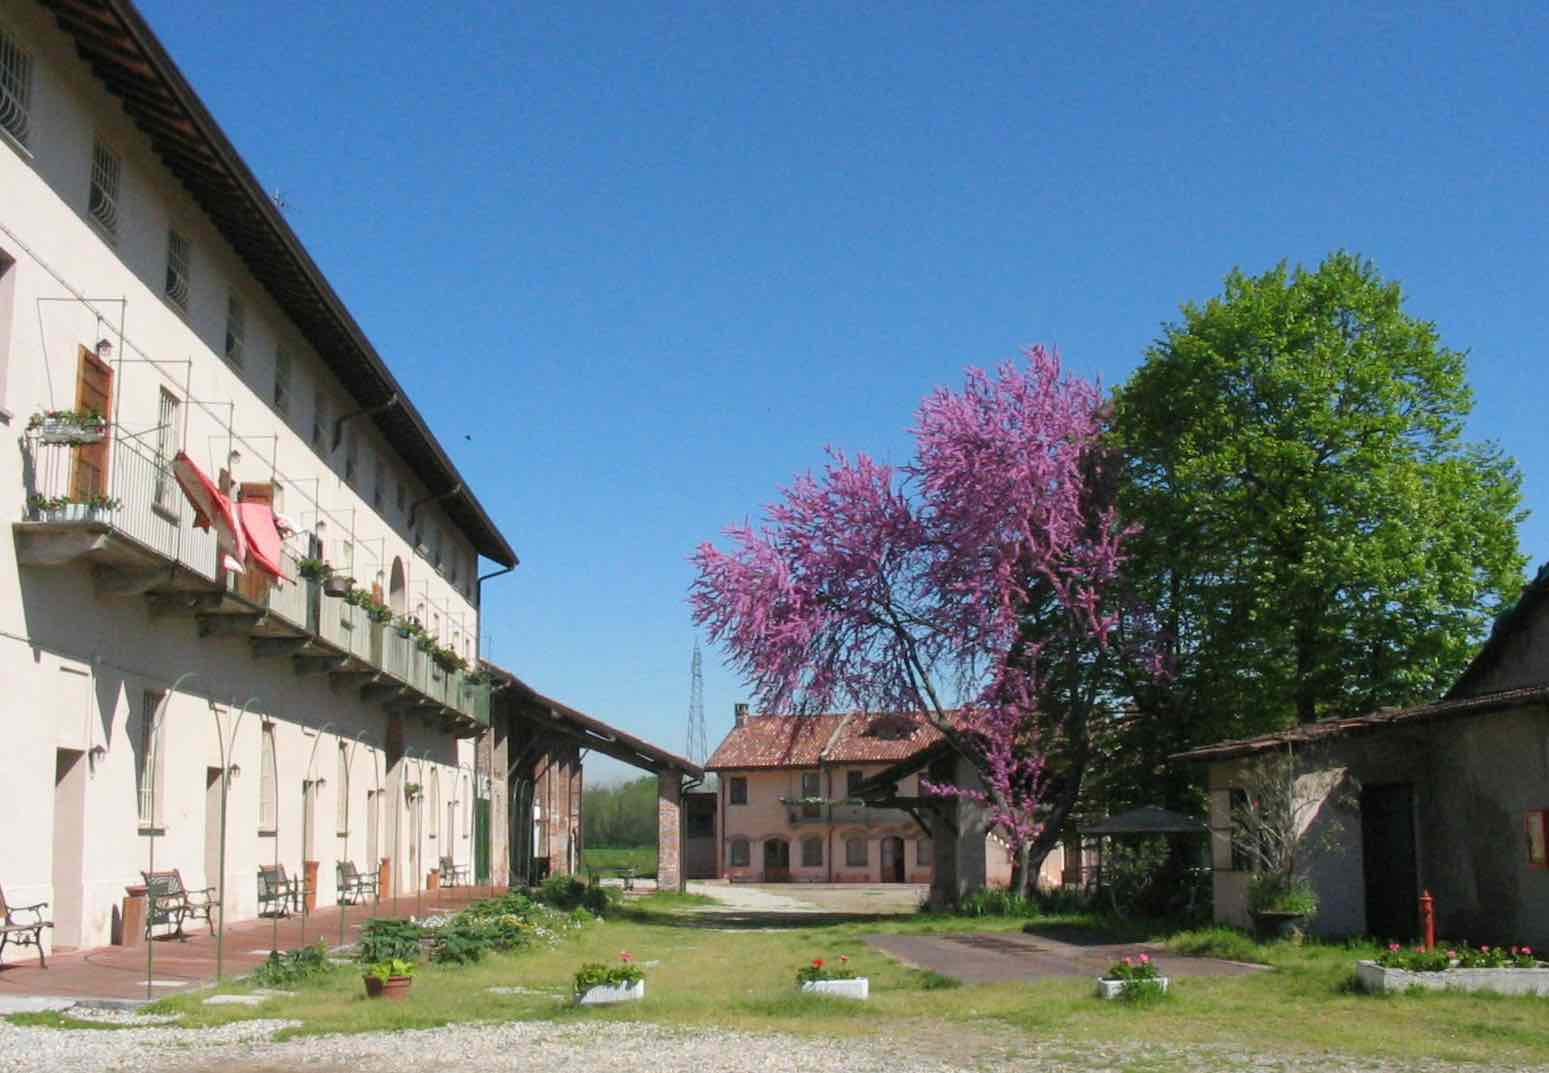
139 2 1548 782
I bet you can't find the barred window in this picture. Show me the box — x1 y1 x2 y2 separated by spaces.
372 456 385 510
0 23 33 147
801 837 823 867
258 725 278 833
273 346 291 416
224 293 245 368
729 777 748 805
153 388 180 512
846 837 867 867
336 742 349 836
729 838 750 867
344 429 359 486
164 229 191 310
137 691 165 829
89 139 121 236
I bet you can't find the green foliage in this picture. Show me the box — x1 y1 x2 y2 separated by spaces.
584 845 657 878
296 558 332 582
538 874 613 915
574 955 643 994
356 917 423 963
957 888 1040 918
366 957 416 981
1247 873 1319 916
796 956 859 983
253 941 335 987
1375 944 1451 972
1104 953 1162 981
1165 926 1268 964
582 776 662 849
915 970 961 990
1109 251 1527 801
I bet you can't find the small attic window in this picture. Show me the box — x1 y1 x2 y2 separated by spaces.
867 716 917 741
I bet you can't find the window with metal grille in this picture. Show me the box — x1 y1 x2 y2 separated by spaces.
845 837 867 867
846 769 864 797
336 742 349 836
137 691 165 830
89 139 120 237
273 346 290 416
311 388 328 449
224 293 244 368
345 429 359 486
154 388 180 512
801 837 822 867
372 456 385 510
800 770 821 818
729 838 749 867
0 23 32 148
164 229 191 310
429 772 440 840
729 777 747 805
258 725 277 833
365 789 380 867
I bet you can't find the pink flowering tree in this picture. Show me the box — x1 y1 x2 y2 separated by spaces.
690 346 1146 895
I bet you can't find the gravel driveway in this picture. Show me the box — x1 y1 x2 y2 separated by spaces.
2 1017 1541 1073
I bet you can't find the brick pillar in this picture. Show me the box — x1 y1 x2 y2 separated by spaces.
929 752 987 910
657 772 684 893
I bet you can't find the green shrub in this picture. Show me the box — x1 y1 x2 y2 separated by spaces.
253 941 334 987
574 954 643 995
958 887 1039 918
1166 926 1266 964
537 873 614 915
1247 873 1318 917
356 917 423 963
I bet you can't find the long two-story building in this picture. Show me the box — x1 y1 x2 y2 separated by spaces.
0 0 518 955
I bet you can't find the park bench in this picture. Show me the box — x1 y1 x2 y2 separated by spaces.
257 864 304 917
0 883 53 967
587 866 637 891
337 860 379 905
142 869 217 941
439 856 470 887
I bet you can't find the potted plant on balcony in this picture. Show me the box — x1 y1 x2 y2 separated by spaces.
297 558 332 584
403 782 422 804
322 572 355 598
27 408 108 445
27 493 122 523
431 646 467 674
394 614 422 639
365 597 394 626
363 957 415 1000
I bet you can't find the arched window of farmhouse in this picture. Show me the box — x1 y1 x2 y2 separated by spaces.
801 837 823 867
429 771 441 840
729 838 750 867
336 742 350 836
258 725 278 833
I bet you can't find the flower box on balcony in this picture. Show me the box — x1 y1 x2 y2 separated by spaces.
29 495 121 524
29 411 108 445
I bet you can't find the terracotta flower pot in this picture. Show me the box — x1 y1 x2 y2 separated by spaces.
381 975 413 1000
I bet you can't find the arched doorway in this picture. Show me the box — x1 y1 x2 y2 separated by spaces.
388 557 406 612
763 837 791 882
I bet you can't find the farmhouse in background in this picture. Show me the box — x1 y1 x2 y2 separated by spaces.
1175 565 1549 947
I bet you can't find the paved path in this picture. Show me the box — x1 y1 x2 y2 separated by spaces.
0 884 505 1007
867 925 1266 984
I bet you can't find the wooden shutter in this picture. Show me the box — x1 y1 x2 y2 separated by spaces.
235 481 274 602
70 345 113 498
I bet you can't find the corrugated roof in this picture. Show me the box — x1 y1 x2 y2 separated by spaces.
41 0 516 566
706 711 944 770
1170 684 1549 764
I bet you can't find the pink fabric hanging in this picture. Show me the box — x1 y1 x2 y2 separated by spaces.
171 451 246 574
238 501 291 584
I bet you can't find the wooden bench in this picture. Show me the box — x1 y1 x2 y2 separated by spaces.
257 864 304 917
142 869 217 941
0 883 52 967
438 856 471 888
336 860 379 905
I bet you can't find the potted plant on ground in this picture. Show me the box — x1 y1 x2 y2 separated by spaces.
796 955 867 999
574 951 645 1005
1096 953 1168 1000
28 408 108 445
363 957 415 999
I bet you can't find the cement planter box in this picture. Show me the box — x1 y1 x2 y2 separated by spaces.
40 504 112 524
1096 976 1169 1000
576 979 645 1006
35 418 106 445
800 977 869 1000
1356 960 1549 997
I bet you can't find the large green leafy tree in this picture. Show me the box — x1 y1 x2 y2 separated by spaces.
1108 252 1526 805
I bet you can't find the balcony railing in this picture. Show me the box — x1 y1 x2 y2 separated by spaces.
19 429 489 727
781 799 919 827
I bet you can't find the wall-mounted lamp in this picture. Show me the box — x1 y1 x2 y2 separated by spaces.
89 744 108 763
227 763 242 780
95 338 113 361
228 449 242 469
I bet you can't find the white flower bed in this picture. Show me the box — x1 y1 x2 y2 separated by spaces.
1356 960 1549 996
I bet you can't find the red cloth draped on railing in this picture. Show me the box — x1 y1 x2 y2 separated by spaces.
171 451 246 574
238 501 291 583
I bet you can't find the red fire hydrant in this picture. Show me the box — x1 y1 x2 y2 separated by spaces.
1420 889 1436 951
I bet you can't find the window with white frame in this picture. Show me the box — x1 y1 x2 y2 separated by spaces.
0 22 33 148
312 387 328 450
273 345 291 416
336 742 349 836
845 836 867 867
88 139 121 237
164 229 191 310
224 293 245 368
137 691 166 830
258 724 278 833
153 388 180 512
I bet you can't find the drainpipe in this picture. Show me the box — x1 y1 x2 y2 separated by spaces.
332 394 399 453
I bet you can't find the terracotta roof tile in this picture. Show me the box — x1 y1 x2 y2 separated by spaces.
706 711 944 770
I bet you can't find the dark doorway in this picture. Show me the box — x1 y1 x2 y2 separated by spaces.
881 835 905 883
1361 783 1418 942
764 838 790 882
509 777 534 886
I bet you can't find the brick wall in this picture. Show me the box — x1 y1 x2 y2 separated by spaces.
657 773 683 891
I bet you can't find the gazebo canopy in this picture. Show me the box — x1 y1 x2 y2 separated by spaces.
1082 805 1207 837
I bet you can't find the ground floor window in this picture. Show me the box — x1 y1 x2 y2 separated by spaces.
729 837 750 867
801 837 822 866
846 836 867 867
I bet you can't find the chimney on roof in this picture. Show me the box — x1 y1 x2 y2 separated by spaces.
733 702 749 728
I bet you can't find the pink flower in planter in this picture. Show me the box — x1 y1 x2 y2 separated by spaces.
813 959 825 968
840 956 849 963
1525 947 1535 956
619 951 633 963
1389 943 1401 952
1139 954 1151 964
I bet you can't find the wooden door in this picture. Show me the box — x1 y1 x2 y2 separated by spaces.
236 482 274 602
1361 783 1419 942
763 837 790 882
70 345 113 498
881 836 905 883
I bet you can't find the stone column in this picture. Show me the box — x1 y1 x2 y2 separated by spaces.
657 772 684 893
929 752 988 909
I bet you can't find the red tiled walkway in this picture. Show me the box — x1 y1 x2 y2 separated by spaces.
0 885 510 1002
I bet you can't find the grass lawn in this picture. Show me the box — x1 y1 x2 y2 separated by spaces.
22 903 1549 1068
582 845 657 878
